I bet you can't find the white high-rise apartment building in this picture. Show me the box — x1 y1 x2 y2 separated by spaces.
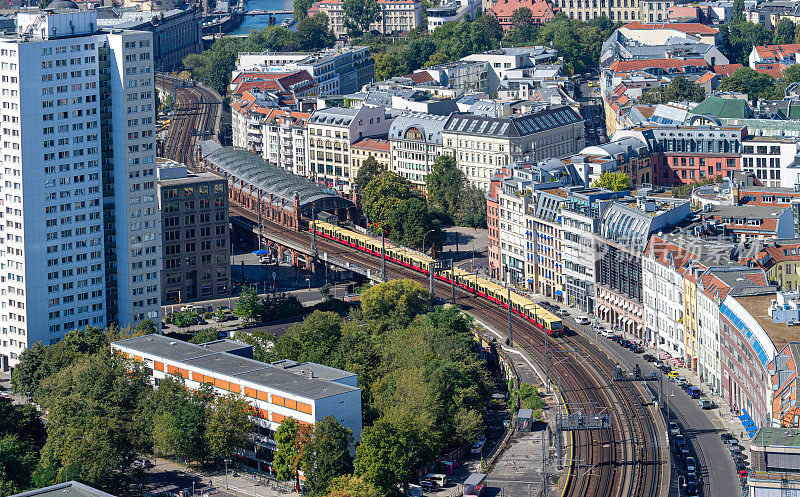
0 9 161 369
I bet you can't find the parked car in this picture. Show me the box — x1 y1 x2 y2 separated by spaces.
643 354 657 362
685 456 697 473
736 461 748 472
686 482 699 496
630 344 645 353
470 439 485 454
687 386 702 399
425 474 447 488
675 434 686 446
599 328 615 338
677 378 689 388
658 364 672 373
559 309 570 317
419 480 439 492
739 469 748 480
721 432 736 443
686 472 699 485
669 422 680 436
667 371 680 379
619 339 632 348
680 448 691 463
698 399 714 409
575 316 590 325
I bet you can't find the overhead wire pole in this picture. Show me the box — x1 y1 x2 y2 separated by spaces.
507 287 513 346
381 230 386 282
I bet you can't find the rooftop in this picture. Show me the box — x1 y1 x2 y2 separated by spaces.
751 427 800 448
112 334 359 400
12 482 115 497
735 292 794 352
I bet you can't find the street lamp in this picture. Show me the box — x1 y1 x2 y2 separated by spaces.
224 459 230 489
421 228 436 255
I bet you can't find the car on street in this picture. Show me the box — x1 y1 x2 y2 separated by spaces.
470 439 485 454
643 354 657 362
576 316 590 325
599 328 615 338
669 422 680 436
686 472 699 485
419 480 439 492
559 309 570 317
630 344 644 353
698 399 714 409
657 363 672 373
687 386 702 399
667 371 680 379
677 378 689 388
721 432 736 443
619 339 632 348
736 461 748 472
680 448 691 463
739 469 748 480
675 434 686 446
686 482 699 496
685 456 696 473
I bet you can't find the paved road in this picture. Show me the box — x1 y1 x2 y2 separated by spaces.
560 309 739 497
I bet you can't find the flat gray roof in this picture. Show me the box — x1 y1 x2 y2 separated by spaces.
198 339 252 354
13 482 115 497
113 334 358 400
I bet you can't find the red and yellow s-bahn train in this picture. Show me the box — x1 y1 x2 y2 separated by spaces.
312 221 564 335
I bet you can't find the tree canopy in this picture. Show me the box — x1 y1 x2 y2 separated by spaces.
343 0 381 38
718 66 781 101
591 171 632 191
718 21 772 66
426 155 487 228
639 75 705 105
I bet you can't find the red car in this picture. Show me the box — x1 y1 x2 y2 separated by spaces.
739 469 748 479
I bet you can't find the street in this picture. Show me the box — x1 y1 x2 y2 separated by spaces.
563 310 739 497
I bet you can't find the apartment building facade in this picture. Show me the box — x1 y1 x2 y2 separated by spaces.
262 110 311 177
158 166 230 304
112 334 363 468
306 106 391 192
442 106 585 191
526 188 566 300
741 136 800 189
554 0 675 22
388 113 447 192
0 10 160 369
307 0 422 37
236 47 375 96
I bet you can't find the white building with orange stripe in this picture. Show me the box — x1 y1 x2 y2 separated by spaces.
111 334 362 465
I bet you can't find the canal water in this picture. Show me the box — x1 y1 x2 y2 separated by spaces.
230 0 295 35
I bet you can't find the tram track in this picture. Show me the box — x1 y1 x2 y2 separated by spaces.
230 206 664 497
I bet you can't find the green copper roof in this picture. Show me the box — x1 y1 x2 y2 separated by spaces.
686 96 754 121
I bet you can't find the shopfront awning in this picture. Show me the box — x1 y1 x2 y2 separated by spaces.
555 290 563 296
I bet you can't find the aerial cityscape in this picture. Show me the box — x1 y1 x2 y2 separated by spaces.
1 0 800 495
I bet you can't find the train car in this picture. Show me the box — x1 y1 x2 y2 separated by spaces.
310 221 563 334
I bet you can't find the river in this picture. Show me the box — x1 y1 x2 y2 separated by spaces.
229 0 295 35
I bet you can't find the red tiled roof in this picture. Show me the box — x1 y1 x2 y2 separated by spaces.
622 21 719 35
695 71 716 84
408 71 434 84
232 70 316 97
352 137 391 152
608 58 709 73
712 64 743 77
700 273 732 301
754 44 800 60
755 63 789 79
491 0 554 22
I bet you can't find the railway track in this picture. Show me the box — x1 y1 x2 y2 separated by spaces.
231 205 664 497
155 73 221 166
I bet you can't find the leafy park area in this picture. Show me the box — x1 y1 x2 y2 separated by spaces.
2 280 492 497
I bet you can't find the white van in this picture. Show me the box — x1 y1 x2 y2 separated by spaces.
426 474 447 487
575 316 590 325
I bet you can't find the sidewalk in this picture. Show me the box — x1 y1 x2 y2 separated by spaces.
147 458 299 497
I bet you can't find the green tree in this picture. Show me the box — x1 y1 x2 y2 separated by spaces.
354 156 387 190
303 416 354 494
355 419 427 496
234 284 262 324
215 306 227 323
591 171 632 191
374 51 410 81
734 0 744 22
361 172 418 233
151 377 210 463
325 475 380 497
0 402 46 495
295 13 336 50
294 0 314 20
274 418 301 481
785 63 800 84
426 154 463 220
134 319 157 335
719 21 772 65
774 17 796 44
639 75 705 104
232 328 277 363
360 279 429 328
189 328 221 344
457 184 488 228
503 7 540 46
34 351 154 493
260 292 304 322
205 393 256 460
718 66 777 101
343 0 381 38
273 311 343 364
